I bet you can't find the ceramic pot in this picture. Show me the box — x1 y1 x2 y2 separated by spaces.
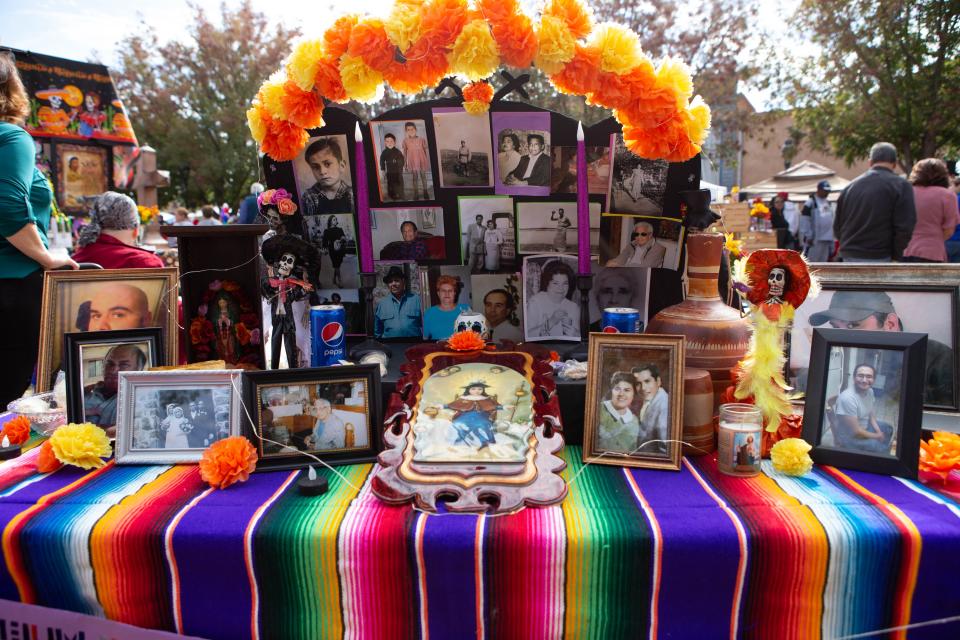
647 233 750 409
682 368 715 456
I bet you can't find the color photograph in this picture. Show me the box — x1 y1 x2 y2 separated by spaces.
550 145 610 195
372 261 422 339
432 107 492 188
600 214 684 271
458 196 516 274
420 266 472 341
471 273 523 344
57 144 108 212
492 111 551 196
370 119 435 201
256 381 370 455
371 207 447 262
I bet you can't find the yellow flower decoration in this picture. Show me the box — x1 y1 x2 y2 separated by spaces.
750 201 771 217
589 23 643 76
770 438 813 476
535 15 576 75
684 95 711 146
384 0 424 53
448 19 500 82
246 103 268 144
338 54 384 103
656 56 694 106
49 422 112 470
286 39 326 91
724 232 743 257
731 185 740 195
259 71 289 120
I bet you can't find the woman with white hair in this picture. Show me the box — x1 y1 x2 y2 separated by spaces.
73 191 164 268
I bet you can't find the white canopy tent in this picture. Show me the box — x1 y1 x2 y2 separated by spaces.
743 160 850 202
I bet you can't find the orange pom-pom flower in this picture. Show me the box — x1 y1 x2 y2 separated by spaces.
447 330 486 351
314 58 348 103
463 81 494 114
920 431 960 482
1 415 32 446
543 0 593 40
279 80 325 130
324 15 359 60
261 119 310 162
347 18 396 74
199 436 258 490
36 440 63 474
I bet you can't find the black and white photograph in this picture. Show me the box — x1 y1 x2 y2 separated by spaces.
471 273 523 344
370 119 435 202
420 266 472 341
492 111 551 196
371 207 447 262
458 196 516 274
516 201 601 254
550 146 610 195
313 288 363 335
372 261 422 340
244 366 382 469
307 213 359 290
292 134 354 226
600 214 684 271
115 370 242 464
432 107 492 188
589 266 650 332
522 254 580 342
608 133 668 215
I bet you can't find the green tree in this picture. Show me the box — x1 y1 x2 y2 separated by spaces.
785 0 960 172
114 1 298 207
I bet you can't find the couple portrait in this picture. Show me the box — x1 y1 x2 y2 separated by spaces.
596 364 670 459
459 196 516 274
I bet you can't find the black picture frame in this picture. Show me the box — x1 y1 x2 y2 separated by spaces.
243 364 383 470
801 328 926 479
64 327 165 428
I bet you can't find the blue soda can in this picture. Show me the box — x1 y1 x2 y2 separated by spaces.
310 305 346 366
601 307 641 333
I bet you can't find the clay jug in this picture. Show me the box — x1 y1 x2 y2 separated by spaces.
647 233 750 409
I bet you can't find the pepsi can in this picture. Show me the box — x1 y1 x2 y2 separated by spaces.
602 307 642 333
310 305 346 366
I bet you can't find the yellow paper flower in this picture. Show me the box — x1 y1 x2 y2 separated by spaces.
338 54 384 103
535 15 576 75
246 102 269 144
259 71 289 120
684 95 711 145
49 423 112 470
656 56 694 106
589 23 643 76
448 19 500 82
384 0 424 53
286 38 326 91
724 232 743 257
770 438 813 476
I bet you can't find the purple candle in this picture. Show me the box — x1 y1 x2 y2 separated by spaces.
576 121 590 274
354 122 374 273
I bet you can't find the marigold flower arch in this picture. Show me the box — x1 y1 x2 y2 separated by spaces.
247 0 711 163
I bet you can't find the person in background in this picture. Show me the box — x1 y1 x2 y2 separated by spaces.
198 205 221 226
768 193 796 250
799 180 835 261
902 159 960 263
947 176 960 263
237 182 264 224
73 192 164 269
165 207 192 249
778 191 800 242
0 53 78 406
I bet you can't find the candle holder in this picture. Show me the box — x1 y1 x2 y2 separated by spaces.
349 271 392 360
564 273 593 361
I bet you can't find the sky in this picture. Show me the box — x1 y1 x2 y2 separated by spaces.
0 0 801 110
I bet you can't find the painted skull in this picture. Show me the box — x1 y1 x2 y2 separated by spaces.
454 309 488 340
277 252 296 277
768 267 786 299
49 94 63 110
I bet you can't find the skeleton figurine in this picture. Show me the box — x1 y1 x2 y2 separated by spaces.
257 188 298 240
261 235 318 369
767 266 788 304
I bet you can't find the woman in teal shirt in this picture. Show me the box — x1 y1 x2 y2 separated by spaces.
0 55 77 406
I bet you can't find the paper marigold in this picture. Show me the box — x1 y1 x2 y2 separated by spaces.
314 57 348 103
49 423 112 470
347 18 396 74
1 415 31 446
339 54 384 104
448 19 500 81
36 440 63 474
384 0 424 53
261 119 310 162
287 38 325 91
199 436 258 490
246 102 270 144
536 15 576 75
543 0 593 40
770 438 813 476
549 43 602 97
492 13 538 69
279 80 325 130
420 0 469 48
463 81 494 114
447 330 486 351
324 15 359 60
588 23 644 76
656 57 694 106
919 431 960 481
258 72 289 121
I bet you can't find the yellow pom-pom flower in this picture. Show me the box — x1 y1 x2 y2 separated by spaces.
684 95 712 145
246 102 269 144
656 56 694 105
49 422 112 470
770 438 813 476
535 15 576 75
448 19 500 82
589 23 644 76
259 71 289 121
384 0 424 53
339 54 384 103
286 39 326 91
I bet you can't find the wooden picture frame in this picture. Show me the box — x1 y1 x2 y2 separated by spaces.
801 328 926 479
242 365 383 471
63 328 164 429
37 268 178 392
583 333 685 470
115 370 244 464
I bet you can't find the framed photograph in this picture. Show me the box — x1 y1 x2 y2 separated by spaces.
608 133 668 215
57 143 107 212
788 264 960 427
801 328 926 478
432 107 492 187
516 200 601 255
522 254 581 342
115 370 243 464
550 145 610 195
243 365 382 470
599 213 685 271
589 266 650 332
583 333 685 470
372 261 422 340
38 268 178 392
458 195 516 274
371 207 447 262
491 111 551 196
471 273 523 344
369 119 435 201
64 328 164 430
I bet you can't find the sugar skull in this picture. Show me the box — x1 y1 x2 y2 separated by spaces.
454 309 488 340
767 266 787 301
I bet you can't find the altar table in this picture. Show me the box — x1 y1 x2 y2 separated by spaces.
1 444 959 640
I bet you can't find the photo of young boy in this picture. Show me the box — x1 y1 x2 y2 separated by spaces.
293 135 355 247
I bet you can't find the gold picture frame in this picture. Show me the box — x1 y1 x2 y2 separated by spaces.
37 268 178 392
583 333 685 470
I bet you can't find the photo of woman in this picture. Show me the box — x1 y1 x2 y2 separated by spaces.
523 255 580 341
498 132 522 182
321 215 348 288
422 274 471 340
483 219 504 271
596 371 640 454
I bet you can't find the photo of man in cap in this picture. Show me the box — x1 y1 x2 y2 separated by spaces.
373 266 422 339
807 290 954 406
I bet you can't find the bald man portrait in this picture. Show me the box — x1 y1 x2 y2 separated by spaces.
606 221 667 268
84 343 148 427
76 283 154 331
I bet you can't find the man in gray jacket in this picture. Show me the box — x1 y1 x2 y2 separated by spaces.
834 142 916 262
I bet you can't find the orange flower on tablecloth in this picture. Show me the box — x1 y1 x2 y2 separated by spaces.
462 81 494 114
279 80 325 130
199 436 258 490
492 14 538 68
261 119 310 162
324 15 359 60
543 0 593 40
36 440 63 474
447 330 486 351
920 431 960 482
2 415 31 445
236 322 251 346
348 18 396 74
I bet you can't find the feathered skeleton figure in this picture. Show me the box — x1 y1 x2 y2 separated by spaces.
261 234 319 369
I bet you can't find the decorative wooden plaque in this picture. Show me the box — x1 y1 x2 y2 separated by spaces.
372 343 567 513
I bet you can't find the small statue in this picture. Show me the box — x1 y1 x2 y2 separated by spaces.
261 234 318 369
257 188 297 239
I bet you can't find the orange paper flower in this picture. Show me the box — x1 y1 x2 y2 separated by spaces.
447 330 486 351
492 14 538 68
543 0 593 40
1 415 31 445
324 15 359 60
36 440 63 474
199 436 258 490
314 58 348 103
919 431 960 482
462 81 494 114
261 119 310 162
279 80 325 130
347 18 396 73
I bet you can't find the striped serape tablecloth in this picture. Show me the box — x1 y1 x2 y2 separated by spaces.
0 445 959 640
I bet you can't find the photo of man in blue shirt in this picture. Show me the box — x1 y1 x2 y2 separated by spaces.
374 266 422 339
